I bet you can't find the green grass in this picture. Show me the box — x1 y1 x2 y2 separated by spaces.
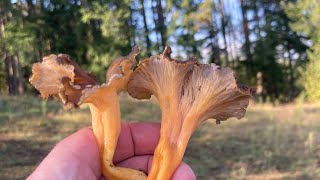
1 95 320 179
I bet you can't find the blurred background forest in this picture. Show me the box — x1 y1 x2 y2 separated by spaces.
0 0 319 103
1 0 320 179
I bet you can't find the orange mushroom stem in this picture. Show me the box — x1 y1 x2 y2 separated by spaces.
127 46 254 180
29 47 147 180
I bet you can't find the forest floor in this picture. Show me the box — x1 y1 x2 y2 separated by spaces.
0 95 320 180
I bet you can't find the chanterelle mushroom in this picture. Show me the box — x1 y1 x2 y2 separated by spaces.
29 47 147 180
127 46 254 180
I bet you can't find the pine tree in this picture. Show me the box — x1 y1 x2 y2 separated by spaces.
285 0 320 101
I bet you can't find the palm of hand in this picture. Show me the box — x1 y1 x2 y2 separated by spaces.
28 123 195 180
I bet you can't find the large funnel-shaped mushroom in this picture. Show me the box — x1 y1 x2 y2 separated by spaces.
127 46 254 180
30 47 147 180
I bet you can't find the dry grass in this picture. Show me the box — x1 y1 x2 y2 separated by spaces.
0 95 320 179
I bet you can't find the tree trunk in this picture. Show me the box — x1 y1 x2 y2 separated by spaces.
129 7 136 47
5 55 18 95
218 0 229 66
191 33 199 57
126 6 135 47
151 3 160 51
1 5 13 95
155 0 166 51
3 55 25 96
209 38 221 65
227 23 235 68
253 1 262 39
26 0 36 16
287 47 294 101
15 55 24 95
140 0 151 56
208 18 221 65
26 0 44 62
230 18 240 68
240 0 253 72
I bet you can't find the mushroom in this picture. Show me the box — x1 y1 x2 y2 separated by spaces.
127 46 254 180
29 47 147 180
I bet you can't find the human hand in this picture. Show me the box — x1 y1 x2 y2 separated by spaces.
27 123 196 180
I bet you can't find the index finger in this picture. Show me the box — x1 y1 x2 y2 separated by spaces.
113 122 160 163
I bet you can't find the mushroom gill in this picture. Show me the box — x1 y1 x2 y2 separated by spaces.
127 46 254 180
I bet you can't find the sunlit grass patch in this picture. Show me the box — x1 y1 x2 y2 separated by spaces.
183 102 320 179
120 94 161 122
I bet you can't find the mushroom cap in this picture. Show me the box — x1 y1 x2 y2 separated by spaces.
127 46 196 100
80 47 139 105
29 47 139 108
29 54 98 108
106 46 139 83
127 46 254 123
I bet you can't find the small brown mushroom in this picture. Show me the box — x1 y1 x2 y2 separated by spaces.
127 46 254 180
30 47 147 180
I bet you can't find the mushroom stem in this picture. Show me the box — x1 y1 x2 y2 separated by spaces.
89 92 120 165
87 91 147 180
81 50 147 179
147 111 197 180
